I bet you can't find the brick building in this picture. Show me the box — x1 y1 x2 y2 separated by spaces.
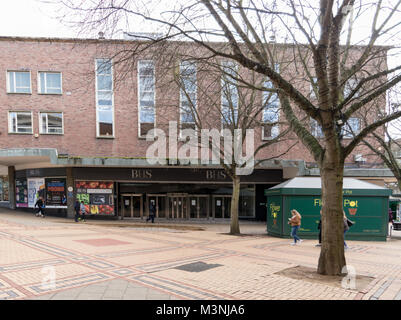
0 35 390 220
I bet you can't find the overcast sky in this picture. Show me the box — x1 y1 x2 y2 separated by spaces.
0 0 75 38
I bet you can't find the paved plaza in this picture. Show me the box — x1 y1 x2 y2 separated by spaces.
0 208 401 300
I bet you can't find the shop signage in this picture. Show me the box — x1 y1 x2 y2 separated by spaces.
74 167 282 183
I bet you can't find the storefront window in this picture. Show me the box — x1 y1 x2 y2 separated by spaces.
239 186 255 217
45 178 67 208
75 181 114 215
16 178 28 207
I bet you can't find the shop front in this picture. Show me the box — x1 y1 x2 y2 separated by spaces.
14 168 68 215
73 167 283 220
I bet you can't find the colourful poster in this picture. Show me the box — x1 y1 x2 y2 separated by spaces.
45 178 67 208
16 179 28 208
28 178 45 208
75 181 114 215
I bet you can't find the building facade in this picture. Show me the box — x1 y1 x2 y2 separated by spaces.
0 36 389 220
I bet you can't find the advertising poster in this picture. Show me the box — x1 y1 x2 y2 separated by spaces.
45 178 67 208
16 179 28 208
28 178 45 208
75 181 114 215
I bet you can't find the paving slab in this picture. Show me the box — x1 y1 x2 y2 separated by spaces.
0 208 400 300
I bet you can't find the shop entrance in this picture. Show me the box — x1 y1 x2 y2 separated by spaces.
212 195 231 219
168 194 188 219
121 194 143 218
146 194 167 218
189 195 210 219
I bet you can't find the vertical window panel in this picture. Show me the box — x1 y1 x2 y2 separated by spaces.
138 60 155 136
96 59 114 137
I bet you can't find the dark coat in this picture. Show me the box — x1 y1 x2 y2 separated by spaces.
74 201 80 213
35 199 44 208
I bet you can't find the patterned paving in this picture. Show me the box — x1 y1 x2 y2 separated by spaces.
0 209 401 300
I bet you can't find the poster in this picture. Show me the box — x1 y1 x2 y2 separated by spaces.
45 179 67 208
28 178 45 208
75 181 114 215
16 179 28 208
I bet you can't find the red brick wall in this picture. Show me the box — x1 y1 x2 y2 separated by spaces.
0 38 386 166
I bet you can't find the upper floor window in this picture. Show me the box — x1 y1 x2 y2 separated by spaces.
344 78 359 98
310 77 318 100
310 118 324 138
342 117 360 138
262 63 280 140
38 72 62 94
221 61 238 128
39 112 63 134
180 61 197 132
8 111 32 134
96 59 114 137
7 71 31 94
138 60 155 137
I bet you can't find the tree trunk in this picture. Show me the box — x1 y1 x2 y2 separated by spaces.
230 176 241 235
317 154 346 275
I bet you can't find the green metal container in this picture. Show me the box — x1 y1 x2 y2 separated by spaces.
265 177 392 241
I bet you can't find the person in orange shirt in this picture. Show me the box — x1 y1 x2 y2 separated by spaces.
288 209 303 245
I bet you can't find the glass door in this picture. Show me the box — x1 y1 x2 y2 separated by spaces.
122 196 132 218
147 194 167 218
213 195 231 219
168 194 188 219
223 197 231 219
189 195 209 219
121 195 143 218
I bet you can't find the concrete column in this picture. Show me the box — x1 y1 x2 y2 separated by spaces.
66 167 74 218
8 166 15 210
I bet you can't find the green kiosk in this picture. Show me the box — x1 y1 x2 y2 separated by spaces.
265 177 392 241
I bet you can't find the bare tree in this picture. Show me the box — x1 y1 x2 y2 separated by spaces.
51 0 401 275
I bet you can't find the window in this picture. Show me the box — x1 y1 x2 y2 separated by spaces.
96 59 114 137
262 81 280 139
7 71 31 93
39 112 63 134
180 61 197 133
262 63 280 139
310 77 317 100
344 78 359 98
8 112 32 133
310 118 324 138
38 72 62 94
138 60 155 137
221 61 238 128
342 117 360 138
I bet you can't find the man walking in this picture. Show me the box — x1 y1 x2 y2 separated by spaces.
74 200 81 222
146 202 156 223
35 196 45 218
80 201 86 222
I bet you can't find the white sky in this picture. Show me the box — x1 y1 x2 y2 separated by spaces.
0 0 75 38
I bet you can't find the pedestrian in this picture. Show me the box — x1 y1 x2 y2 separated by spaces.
80 201 86 222
288 209 302 245
343 211 354 250
74 200 81 222
35 196 45 218
146 202 156 223
316 210 322 247
389 208 394 225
